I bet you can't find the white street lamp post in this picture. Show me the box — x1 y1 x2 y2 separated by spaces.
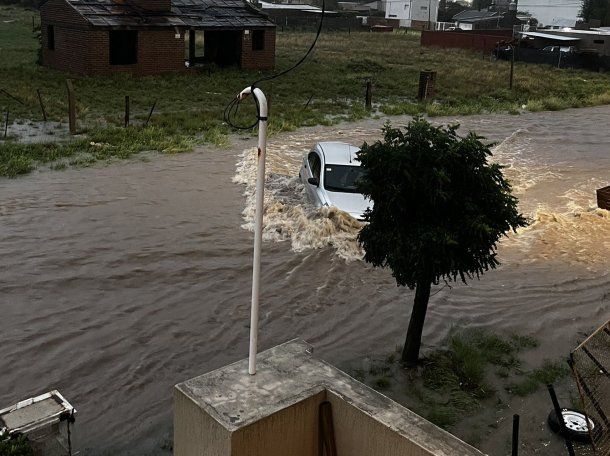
237 86 268 376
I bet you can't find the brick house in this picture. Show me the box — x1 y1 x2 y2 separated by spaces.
40 0 276 75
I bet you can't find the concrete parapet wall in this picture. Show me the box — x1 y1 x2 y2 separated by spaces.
174 340 487 456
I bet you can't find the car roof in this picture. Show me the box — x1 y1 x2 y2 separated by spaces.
316 142 361 166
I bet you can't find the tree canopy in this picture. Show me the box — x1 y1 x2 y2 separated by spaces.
357 119 527 289
581 0 610 26
438 0 469 22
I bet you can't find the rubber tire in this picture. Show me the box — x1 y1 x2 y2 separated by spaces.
548 409 598 443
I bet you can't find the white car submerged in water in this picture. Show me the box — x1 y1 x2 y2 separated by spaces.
299 142 372 221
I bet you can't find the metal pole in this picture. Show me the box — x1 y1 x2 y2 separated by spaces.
512 414 520 456
4 108 9 139
509 44 515 90
37 89 47 122
547 384 576 456
238 86 268 376
124 95 130 128
145 100 157 127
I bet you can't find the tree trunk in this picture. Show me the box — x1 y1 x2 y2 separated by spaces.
401 278 432 365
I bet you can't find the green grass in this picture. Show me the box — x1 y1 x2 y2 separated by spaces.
354 330 572 430
2 5 610 177
0 126 199 176
509 359 570 396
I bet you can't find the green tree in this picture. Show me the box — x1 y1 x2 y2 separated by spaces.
472 0 492 11
581 0 610 26
357 120 527 365
0 432 34 456
438 0 468 22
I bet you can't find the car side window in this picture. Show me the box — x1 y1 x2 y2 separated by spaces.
308 152 321 179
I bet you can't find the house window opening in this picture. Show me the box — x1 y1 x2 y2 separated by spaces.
252 30 265 51
47 25 55 50
109 30 138 65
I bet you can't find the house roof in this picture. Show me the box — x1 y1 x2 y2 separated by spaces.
56 0 275 29
453 9 498 22
520 31 580 41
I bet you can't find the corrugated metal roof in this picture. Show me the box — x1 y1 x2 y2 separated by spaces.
520 31 581 41
66 0 275 29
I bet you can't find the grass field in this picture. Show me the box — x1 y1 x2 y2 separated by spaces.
2 5 610 176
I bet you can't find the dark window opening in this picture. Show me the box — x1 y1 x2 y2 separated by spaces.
47 25 55 50
109 30 138 65
594 39 605 44
252 30 265 51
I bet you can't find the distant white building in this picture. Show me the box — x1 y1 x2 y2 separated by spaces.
518 0 582 27
385 0 440 28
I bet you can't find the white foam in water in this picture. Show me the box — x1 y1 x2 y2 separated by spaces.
233 147 364 261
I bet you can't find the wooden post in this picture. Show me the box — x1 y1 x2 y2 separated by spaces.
3 108 9 139
124 95 130 128
365 80 372 110
145 100 157 127
509 46 515 90
66 79 76 135
37 89 47 122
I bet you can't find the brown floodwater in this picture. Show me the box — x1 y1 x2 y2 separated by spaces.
1 106 609 455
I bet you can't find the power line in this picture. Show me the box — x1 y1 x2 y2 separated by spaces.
223 0 326 130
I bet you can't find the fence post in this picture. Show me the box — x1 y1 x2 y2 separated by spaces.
3 108 9 139
66 79 76 135
365 80 372 110
547 384 576 456
37 89 47 122
304 94 314 110
508 45 515 90
512 414 520 456
145 100 157 127
124 95 130 128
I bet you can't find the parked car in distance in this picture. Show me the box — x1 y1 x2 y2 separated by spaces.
542 45 577 53
299 142 371 221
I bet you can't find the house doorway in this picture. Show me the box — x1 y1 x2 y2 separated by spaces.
186 29 242 67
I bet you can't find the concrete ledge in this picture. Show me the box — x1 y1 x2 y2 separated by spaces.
174 339 487 456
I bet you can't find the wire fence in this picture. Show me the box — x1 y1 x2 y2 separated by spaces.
570 319 610 454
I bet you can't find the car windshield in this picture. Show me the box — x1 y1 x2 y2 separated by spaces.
324 164 366 193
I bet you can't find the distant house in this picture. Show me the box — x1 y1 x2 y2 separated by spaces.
452 6 521 30
385 0 440 29
453 10 500 29
40 0 276 76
